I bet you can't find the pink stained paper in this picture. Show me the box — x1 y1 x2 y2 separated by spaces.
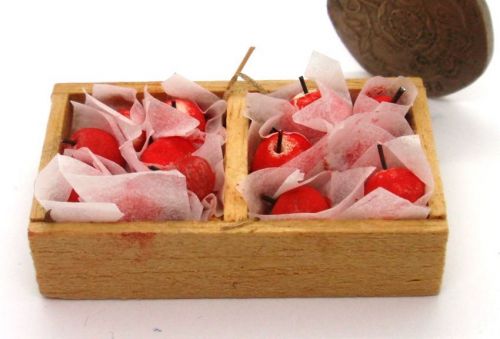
84 92 143 143
91 84 145 124
352 135 434 205
283 121 394 178
352 76 418 116
339 135 434 219
63 147 127 175
143 89 200 138
162 73 227 138
245 52 353 171
192 133 225 193
335 109 414 138
64 170 194 221
34 154 124 222
119 140 150 172
71 101 117 137
338 189 430 220
237 167 375 220
323 121 394 172
292 81 352 132
304 51 351 102
119 131 225 219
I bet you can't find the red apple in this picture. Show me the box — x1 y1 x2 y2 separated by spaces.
174 155 215 199
372 95 393 103
67 189 79 202
364 167 425 203
140 137 196 166
116 106 131 118
66 128 125 167
165 98 206 131
251 131 312 171
271 186 330 214
290 90 322 109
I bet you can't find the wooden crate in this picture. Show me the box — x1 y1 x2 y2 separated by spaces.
28 78 448 299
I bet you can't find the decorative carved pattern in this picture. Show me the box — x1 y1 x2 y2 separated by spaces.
328 0 493 96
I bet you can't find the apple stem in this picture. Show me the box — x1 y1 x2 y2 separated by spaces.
299 76 309 94
44 209 54 222
148 165 160 171
61 139 77 146
171 100 176 109
392 86 406 103
377 144 388 170
261 194 276 205
276 130 283 154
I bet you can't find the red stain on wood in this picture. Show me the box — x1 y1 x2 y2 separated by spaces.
120 232 156 249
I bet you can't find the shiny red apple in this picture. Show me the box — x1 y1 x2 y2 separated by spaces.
364 167 425 203
140 137 196 166
290 90 322 109
271 186 330 214
251 131 312 171
66 128 125 166
67 189 79 202
174 155 215 199
165 98 206 131
372 95 393 103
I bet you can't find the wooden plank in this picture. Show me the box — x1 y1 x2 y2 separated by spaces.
52 81 231 96
30 93 71 221
223 86 249 221
411 84 447 219
29 218 447 299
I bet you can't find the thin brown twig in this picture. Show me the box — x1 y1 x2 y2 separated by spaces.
223 47 256 99
238 72 270 94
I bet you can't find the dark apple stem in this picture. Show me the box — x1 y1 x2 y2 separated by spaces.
148 165 160 171
392 86 406 103
377 144 388 170
171 100 176 109
61 139 77 146
44 209 54 222
276 130 283 154
270 127 278 134
299 76 309 94
261 194 276 205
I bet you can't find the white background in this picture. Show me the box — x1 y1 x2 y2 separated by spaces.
1 0 499 338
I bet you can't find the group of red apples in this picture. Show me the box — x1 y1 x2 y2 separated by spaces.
65 79 425 217
64 98 215 201
251 78 425 215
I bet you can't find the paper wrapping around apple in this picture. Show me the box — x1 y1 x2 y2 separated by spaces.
63 147 127 175
246 52 354 165
34 155 123 222
352 76 418 116
242 52 433 220
162 73 227 139
34 154 210 222
35 75 227 222
237 167 375 220
239 134 433 220
265 109 413 179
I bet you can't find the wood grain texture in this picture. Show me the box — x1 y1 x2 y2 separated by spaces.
328 0 494 96
223 87 249 221
30 93 72 221
29 79 448 299
29 219 447 299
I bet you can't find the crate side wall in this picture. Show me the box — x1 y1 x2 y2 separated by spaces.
29 219 447 299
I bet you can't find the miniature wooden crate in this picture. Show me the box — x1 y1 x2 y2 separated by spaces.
28 78 447 299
